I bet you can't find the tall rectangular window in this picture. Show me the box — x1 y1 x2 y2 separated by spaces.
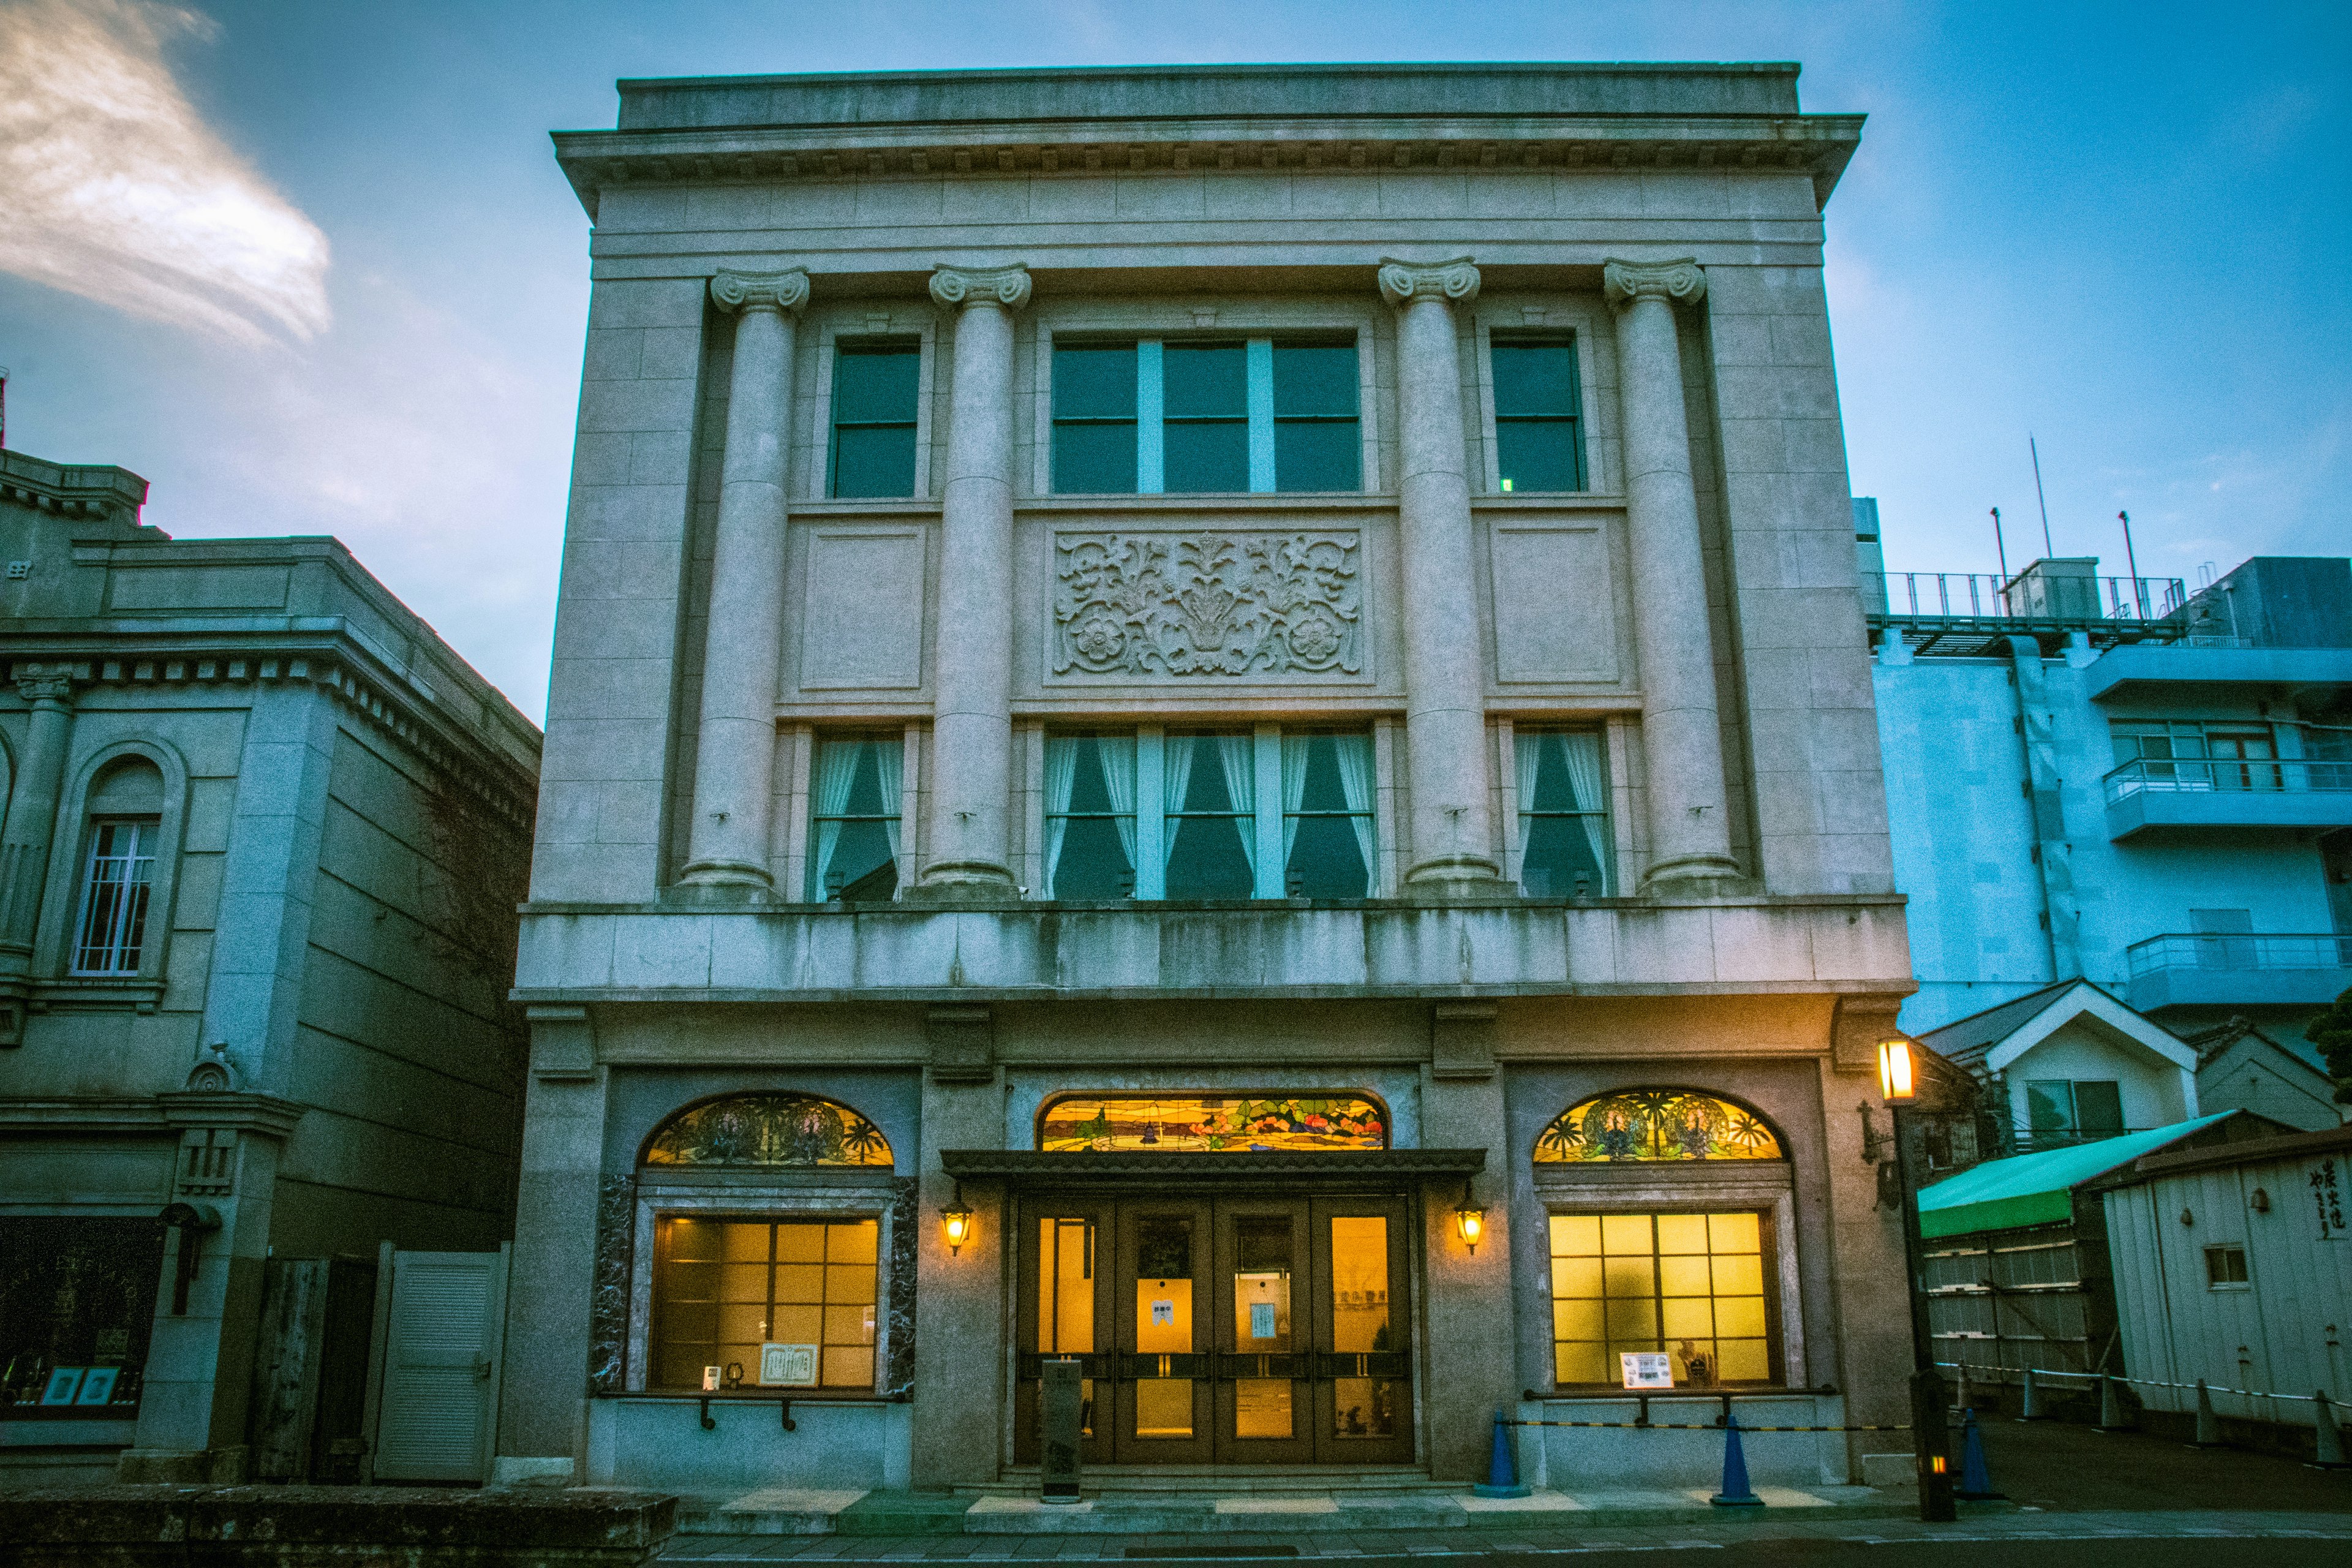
652 1218 878 1392
1163 731 1256 899
72 820 156 974
1273 342 1362 492
1052 336 1360 495
1491 336 1586 493
1549 1212 1771 1389
1044 734 1137 899
828 342 921 498
1281 732 1375 897
1052 343 1139 493
1515 730 1612 897
807 736 902 902
1044 728 1375 900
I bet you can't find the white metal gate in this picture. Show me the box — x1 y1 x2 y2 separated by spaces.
367 1244 510 1483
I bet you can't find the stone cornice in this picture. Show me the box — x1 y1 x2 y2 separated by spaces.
1604 257 1707 308
552 112 1866 222
0 449 148 522
0 1091 306 1139
709 267 809 314
1377 257 1480 309
1 637 537 834
929 263 1032 311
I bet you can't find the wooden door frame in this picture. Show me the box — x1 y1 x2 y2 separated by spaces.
1309 1195 1414 1465
1111 1196 1216 1464
1012 1194 1114 1466
1212 1194 1317 1464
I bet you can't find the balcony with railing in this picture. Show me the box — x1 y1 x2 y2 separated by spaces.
1871 560 2190 657
2124 931 2352 1011
2101 756 2352 840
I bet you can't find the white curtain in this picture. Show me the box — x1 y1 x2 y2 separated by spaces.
1514 731 1542 867
1161 735 1196 891
1333 732 1376 888
1042 737 1080 894
875 737 903 865
1216 733 1256 876
1280 734 1313 865
1098 735 1138 871
812 739 863 896
1560 731 1610 881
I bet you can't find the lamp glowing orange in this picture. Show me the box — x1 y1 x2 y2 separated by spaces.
1878 1038 1917 1102
941 1204 974 1256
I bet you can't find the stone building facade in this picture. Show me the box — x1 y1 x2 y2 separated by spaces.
504 62 1918 1495
0 449 541 1481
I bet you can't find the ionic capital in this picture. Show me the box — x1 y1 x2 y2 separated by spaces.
12 666 75 705
930 263 1032 311
1603 258 1706 310
709 268 810 316
1377 257 1480 309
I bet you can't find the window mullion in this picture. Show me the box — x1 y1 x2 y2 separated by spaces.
1253 723 1283 897
1134 727 1167 897
1136 340 1164 494
1246 339 1275 492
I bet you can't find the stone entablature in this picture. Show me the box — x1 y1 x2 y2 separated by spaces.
513 895 1910 1003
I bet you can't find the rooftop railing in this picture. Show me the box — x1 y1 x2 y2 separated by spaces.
1879 573 2186 621
2125 931 2352 977
2102 756 2352 804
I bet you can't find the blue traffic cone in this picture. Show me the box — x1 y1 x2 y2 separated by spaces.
1474 1407 1532 1498
1954 1409 2002 1500
1709 1410 1764 1507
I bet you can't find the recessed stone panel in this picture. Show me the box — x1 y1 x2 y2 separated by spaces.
1490 524 1619 684
799 527 926 690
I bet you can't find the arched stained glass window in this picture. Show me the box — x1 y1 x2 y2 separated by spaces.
644 1093 892 1169
1533 1090 1781 1163
1039 1095 1387 1153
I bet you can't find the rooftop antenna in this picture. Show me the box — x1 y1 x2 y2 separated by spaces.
1991 506 2010 584
2029 435 2054 557
1 365 9 451
2118 511 2147 618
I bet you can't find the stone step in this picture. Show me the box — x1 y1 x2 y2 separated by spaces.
961 1466 1434 1496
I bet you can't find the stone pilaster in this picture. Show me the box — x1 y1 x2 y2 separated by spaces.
1604 258 1741 889
0 667 77 970
914 264 1030 900
1378 258 1507 897
679 268 809 894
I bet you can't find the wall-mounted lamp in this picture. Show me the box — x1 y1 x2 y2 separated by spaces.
941 1183 974 1257
1454 1182 1486 1254
1878 1038 1917 1102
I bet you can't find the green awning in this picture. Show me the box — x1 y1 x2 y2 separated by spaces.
1917 1112 2233 1239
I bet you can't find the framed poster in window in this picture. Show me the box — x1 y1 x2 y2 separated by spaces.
760 1342 820 1388
40 1368 84 1405
75 1368 120 1406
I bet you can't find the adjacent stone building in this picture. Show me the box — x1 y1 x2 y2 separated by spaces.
503 62 1918 1497
0 449 541 1481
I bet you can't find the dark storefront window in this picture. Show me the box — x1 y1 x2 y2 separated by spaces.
0 1216 164 1415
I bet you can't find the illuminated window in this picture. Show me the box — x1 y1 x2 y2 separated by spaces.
652 1218 878 1390
1534 1091 1782 1163
1038 1095 1387 1153
1549 1212 1773 1388
643 1093 892 1169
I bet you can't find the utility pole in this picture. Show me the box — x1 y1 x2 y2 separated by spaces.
2119 510 2147 618
2029 435 2053 557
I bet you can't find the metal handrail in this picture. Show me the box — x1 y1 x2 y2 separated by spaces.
2103 755 2352 802
2124 932 2352 976
1880 572 2185 621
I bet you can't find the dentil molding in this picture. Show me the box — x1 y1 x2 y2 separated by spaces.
1377 257 1481 309
709 268 810 315
1603 258 1707 309
1053 530 1363 680
930 263 1033 311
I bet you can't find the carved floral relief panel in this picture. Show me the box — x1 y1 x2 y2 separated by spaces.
1050 530 1365 681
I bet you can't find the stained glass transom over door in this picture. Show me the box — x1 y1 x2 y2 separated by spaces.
643 1093 893 1167
1039 1096 1386 1152
1533 1091 1781 1163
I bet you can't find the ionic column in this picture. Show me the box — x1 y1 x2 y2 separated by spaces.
1378 257 1506 896
914 263 1030 901
679 268 809 894
1604 258 1740 889
0 666 78 967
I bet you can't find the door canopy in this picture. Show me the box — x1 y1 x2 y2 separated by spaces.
1534 1089 1781 1163
643 1092 892 1167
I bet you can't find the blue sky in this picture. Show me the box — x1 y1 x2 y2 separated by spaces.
0 0 2345 720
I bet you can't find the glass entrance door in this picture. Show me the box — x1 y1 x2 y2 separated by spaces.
1016 1192 1411 1466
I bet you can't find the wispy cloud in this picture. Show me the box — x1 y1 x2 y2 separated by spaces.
0 0 328 345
